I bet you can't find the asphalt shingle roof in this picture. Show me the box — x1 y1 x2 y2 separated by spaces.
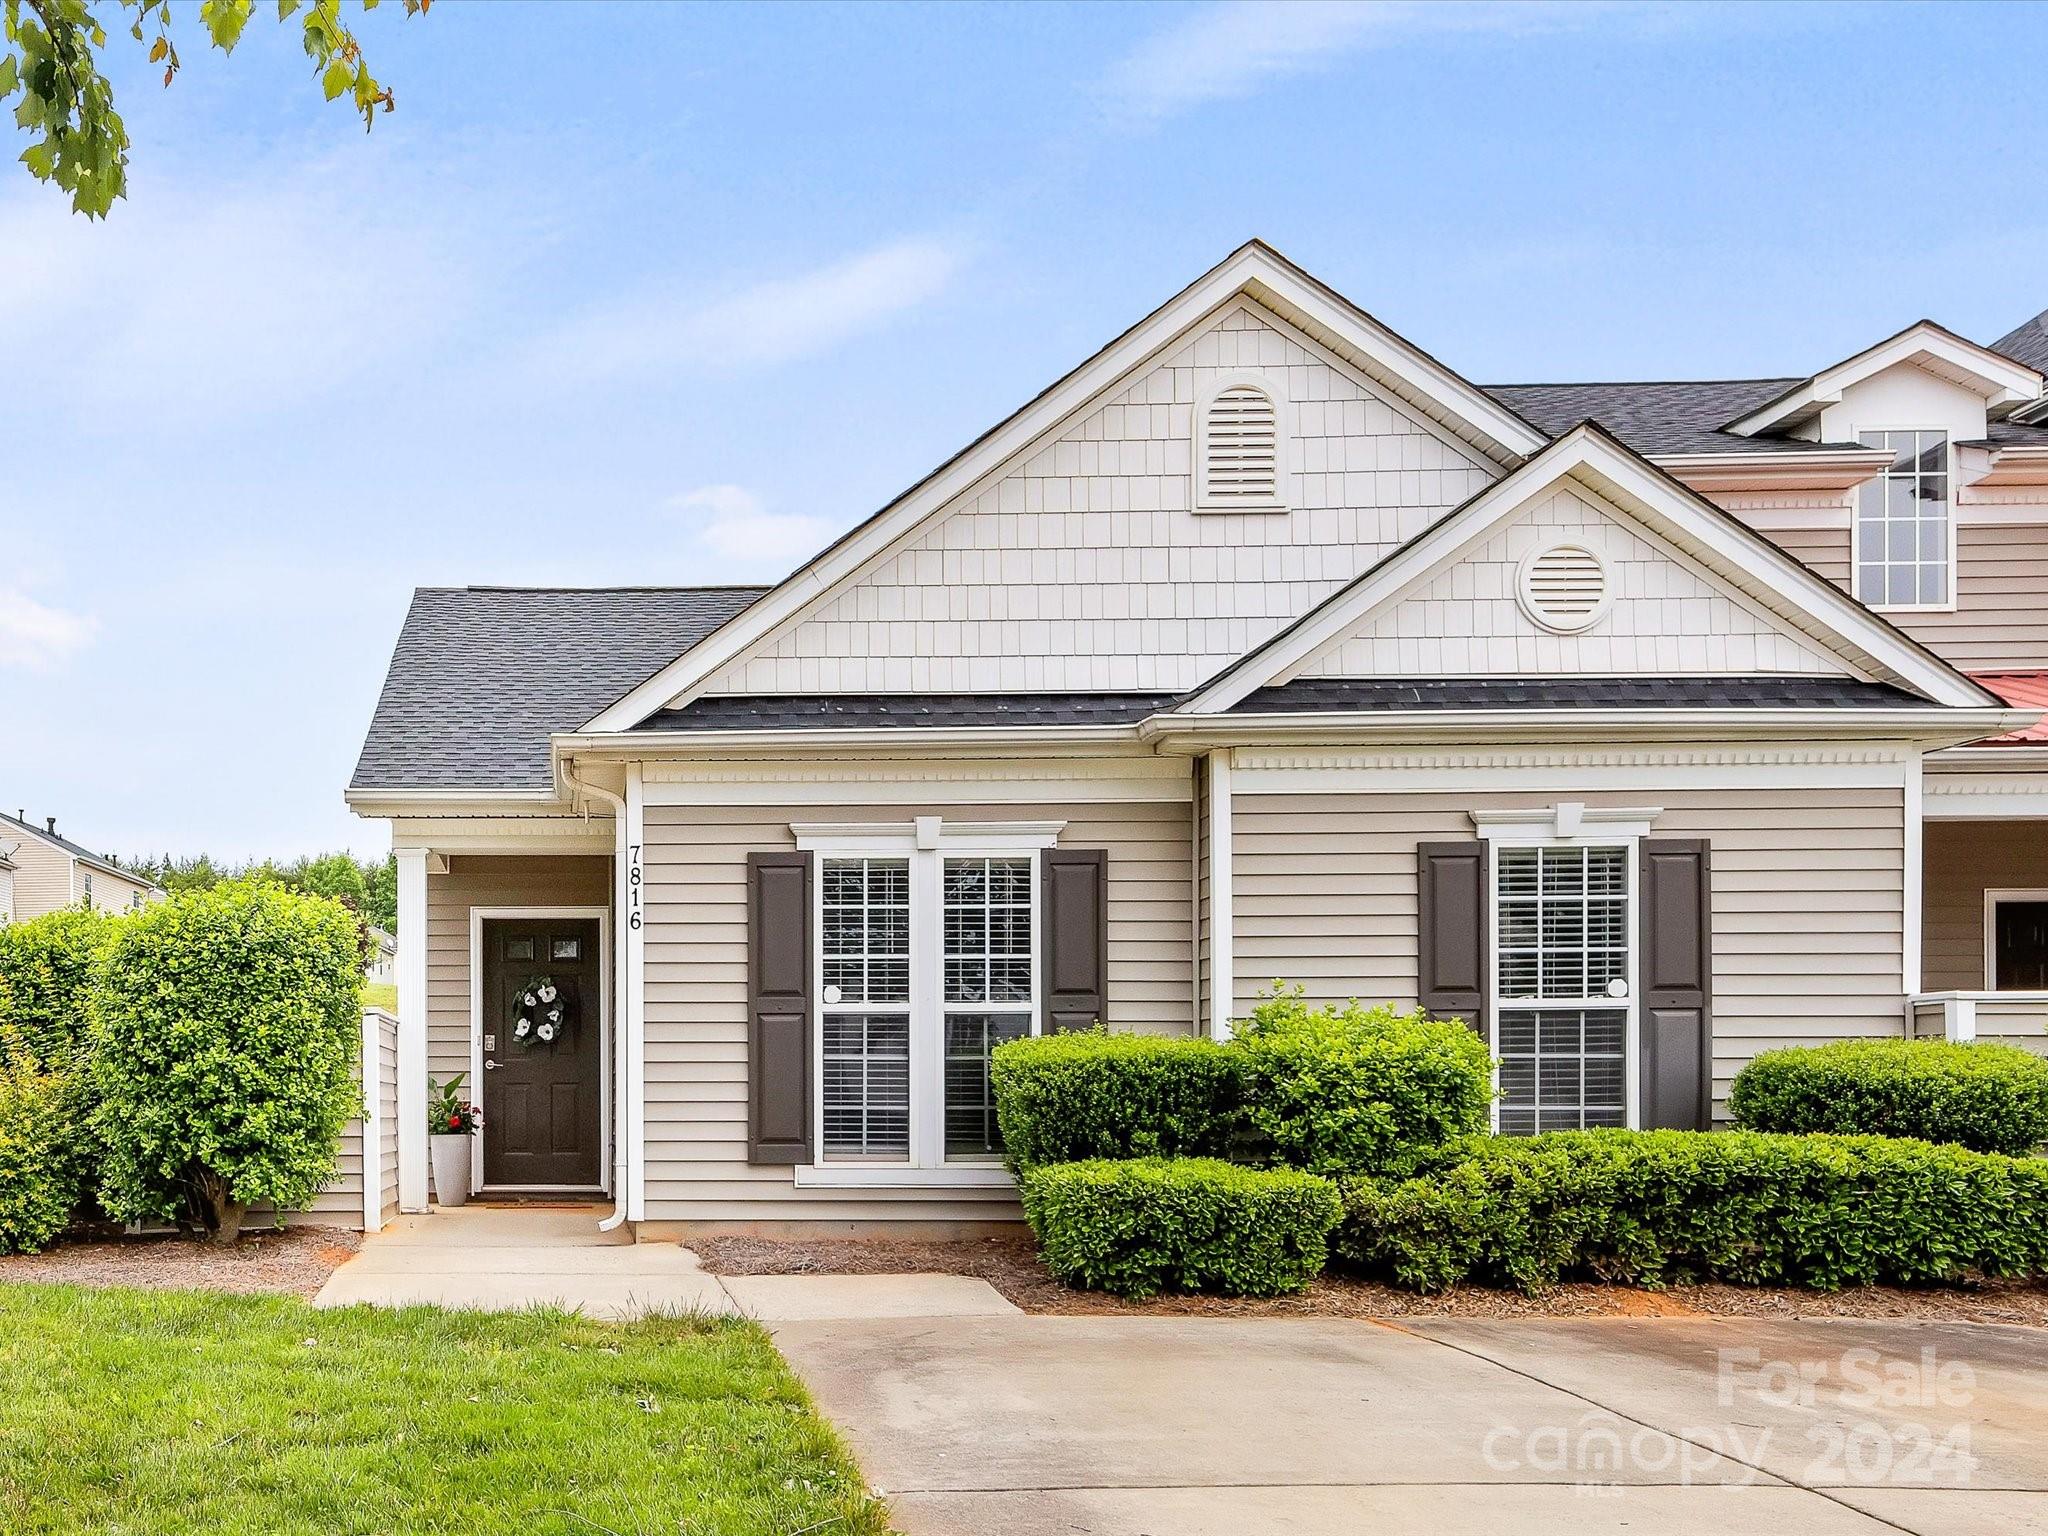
639 693 1181 732
351 586 767 790
1481 379 1869 457
1227 677 1932 714
0 808 150 882
1992 308 2048 374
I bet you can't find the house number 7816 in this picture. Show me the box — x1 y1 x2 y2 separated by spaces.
627 843 643 931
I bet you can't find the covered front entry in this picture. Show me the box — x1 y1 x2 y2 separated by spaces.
479 913 606 1191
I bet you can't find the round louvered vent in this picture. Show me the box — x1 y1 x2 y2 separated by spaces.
1517 543 1611 633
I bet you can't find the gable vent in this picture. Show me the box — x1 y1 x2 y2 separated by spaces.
1517 543 1611 633
1197 383 1283 510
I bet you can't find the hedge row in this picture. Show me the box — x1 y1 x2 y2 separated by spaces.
1020 1157 1341 1298
1337 1129 2048 1293
1730 1039 2048 1155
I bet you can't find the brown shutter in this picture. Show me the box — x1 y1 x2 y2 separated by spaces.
1640 838 1711 1131
1418 841 1487 1035
747 849 813 1164
1041 846 1108 1032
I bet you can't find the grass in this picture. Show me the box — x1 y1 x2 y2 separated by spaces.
359 981 398 1013
0 1283 892 1536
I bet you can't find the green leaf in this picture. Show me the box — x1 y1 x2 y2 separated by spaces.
20 139 53 179
200 0 251 52
320 56 349 100
278 0 301 16
0 55 16 98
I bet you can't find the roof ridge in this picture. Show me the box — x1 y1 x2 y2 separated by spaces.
448 584 774 595
1486 377 1803 389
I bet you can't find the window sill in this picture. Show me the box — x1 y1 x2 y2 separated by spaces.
1869 602 1958 615
793 1164 1017 1190
1192 500 1289 515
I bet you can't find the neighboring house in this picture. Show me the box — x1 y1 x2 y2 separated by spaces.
0 810 162 922
349 241 2048 1234
365 926 398 987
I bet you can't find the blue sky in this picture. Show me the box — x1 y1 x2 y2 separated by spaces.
3 0 2044 862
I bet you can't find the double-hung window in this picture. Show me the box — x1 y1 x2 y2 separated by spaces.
802 821 1058 1181
1855 430 1950 608
1491 842 1634 1134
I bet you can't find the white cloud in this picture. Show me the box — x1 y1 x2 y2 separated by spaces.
0 589 98 670
1101 1 1642 123
670 485 832 569
551 236 969 383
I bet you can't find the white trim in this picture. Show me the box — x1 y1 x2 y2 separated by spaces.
1179 425 1998 714
1208 749 1235 1040
1471 803 1663 842
1650 448 1892 493
1904 756 1923 995
624 764 647 1222
394 847 430 1213
1724 322 2041 438
793 820 1065 851
468 905 612 1196
1982 888 2048 990
579 242 1543 733
1230 747 1914 797
1192 371 1290 513
641 763 1190 807
360 1009 385 1234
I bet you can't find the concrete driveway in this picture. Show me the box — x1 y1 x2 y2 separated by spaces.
771 1314 2048 1536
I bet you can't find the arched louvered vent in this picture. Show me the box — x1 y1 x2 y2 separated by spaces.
1197 383 1283 510
1517 543 1611 632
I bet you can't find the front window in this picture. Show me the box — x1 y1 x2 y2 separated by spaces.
1493 844 1631 1134
81 872 93 908
1856 430 1949 607
815 838 1042 1170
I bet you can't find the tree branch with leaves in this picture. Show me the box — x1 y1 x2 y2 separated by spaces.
1 0 427 218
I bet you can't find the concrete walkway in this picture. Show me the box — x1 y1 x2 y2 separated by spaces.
311 1207 1017 1322
772 1313 2048 1536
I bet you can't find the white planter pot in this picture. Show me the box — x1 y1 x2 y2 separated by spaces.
429 1134 473 1208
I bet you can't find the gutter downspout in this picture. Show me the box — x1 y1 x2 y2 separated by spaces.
568 762 634 1235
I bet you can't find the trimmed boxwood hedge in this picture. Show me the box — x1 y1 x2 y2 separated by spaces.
0 1057 76 1254
1021 1157 1341 1298
1233 989 1491 1176
1729 1039 2048 1155
1336 1129 2048 1294
991 1030 1241 1173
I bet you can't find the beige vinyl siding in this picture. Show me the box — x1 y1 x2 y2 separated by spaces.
5 838 73 921
1232 786 1906 1116
1758 518 2048 671
302 1088 366 1219
425 855 612 1091
1922 819 2048 992
640 800 1193 1223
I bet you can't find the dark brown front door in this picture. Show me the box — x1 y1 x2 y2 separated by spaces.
1995 900 2048 990
482 917 603 1189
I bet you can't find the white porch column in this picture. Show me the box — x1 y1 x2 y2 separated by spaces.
395 845 430 1213
1903 756 1923 997
1208 749 1235 1041
624 763 648 1222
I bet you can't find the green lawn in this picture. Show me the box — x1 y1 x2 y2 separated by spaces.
359 981 398 1013
0 1283 892 1536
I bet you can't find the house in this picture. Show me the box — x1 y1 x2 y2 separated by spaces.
0 809 161 924
364 926 398 987
348 241 2048 1235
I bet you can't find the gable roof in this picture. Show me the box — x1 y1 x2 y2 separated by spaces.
1485 379 1866 458
579 240 1551 734
1723 319 2042 438
1992 307 2048 375
350 585 766 792
0 809 155 887
1180 422 2001 715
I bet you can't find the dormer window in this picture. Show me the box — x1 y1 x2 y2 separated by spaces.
1855 430 1950 608
1195 379 1285 511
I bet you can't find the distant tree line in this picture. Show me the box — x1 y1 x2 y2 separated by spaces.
119 851 398 933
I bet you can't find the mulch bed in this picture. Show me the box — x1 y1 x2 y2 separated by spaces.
694 1231 2048 1325
0 1225 361 1300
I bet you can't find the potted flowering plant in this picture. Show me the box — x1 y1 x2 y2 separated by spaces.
428 1073 481 1208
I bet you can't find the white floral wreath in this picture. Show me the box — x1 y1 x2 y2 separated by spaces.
511 975 574 1048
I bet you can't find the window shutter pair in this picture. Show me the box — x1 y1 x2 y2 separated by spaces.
1415 838 1711 1131
745 846 1108 1165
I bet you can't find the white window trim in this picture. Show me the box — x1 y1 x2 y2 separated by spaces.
1850 425 1958 615
1982 888 2048 991
1192 372 1290 514
796 818 1062 1187
1477 804 1655 1133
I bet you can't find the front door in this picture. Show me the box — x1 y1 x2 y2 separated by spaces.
1994 899 2048 990
482 917 603 1189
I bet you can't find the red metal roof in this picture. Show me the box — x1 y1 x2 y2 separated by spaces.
1972 672 2048 743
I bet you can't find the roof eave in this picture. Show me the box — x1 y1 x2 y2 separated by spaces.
1651 447 1892 492
1724 320 2044 438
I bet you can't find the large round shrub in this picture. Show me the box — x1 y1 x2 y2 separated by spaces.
0 906 120 1069
92 882 363 1242
1232 989 1492 1176
1729 1039 2048 1155
0 1058 76 1253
